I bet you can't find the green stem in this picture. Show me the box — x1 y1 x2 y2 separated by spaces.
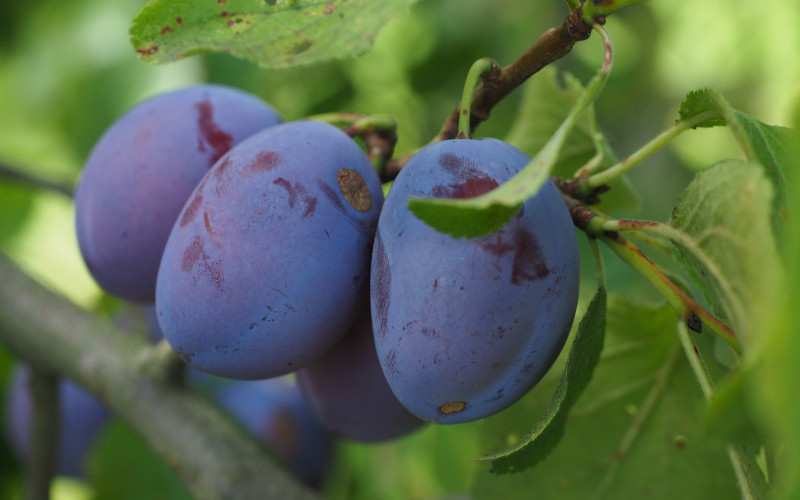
25 368 60 500
676 322 763 499
582 0 649 23
306 112 365 127
457 58 498 139
600 234 740 353
587 236 606 290
602 218 745 331
581 110 719 190
564 0 581 11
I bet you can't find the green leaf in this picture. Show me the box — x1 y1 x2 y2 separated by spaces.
90 420 193 500
130 0 419 69
678 89 790 228
504 66 639 212
480 287 607 473
471 296 740 500
668 159 780 343
678 89 728 128
409 60 611 239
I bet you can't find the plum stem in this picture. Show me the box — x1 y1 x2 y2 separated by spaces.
457 58 499 139
25 367 60 500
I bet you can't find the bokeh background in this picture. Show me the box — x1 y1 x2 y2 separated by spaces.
0 0 797 498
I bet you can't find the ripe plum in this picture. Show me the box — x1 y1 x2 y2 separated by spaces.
371 138 580 423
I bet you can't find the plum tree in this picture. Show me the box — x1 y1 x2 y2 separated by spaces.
371 138 580 424
75 84 281 302
156 120 384 379
297 309 424 442
5 367 110 478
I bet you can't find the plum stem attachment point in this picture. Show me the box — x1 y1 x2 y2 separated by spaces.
457 58 499 139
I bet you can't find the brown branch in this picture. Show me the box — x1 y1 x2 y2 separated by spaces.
382 8 593 181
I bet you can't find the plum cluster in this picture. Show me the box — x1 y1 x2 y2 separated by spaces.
72 84 580 457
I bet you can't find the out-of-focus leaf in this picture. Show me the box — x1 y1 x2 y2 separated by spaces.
130 0 419 69
471 295 739 500
668 160 779 343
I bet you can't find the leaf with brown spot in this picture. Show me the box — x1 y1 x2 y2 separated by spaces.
130 0 420 69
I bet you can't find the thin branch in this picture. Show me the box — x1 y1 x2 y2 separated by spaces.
0 163 74 198
382 7 594 180
25 368 60 500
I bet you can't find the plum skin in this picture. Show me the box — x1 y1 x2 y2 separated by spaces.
371 138 580 424
75 84 281 302
296 308 424 442
156 120 384 380
197 376 333 488
5 367 110 478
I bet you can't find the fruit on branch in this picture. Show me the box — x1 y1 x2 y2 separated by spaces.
196 375 333 489
156 120 384 380
297 309 424 442
75 85 281 302
4 366 110 478
371 139 580 424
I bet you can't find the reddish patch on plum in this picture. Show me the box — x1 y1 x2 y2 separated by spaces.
302 198 317 219
273 178 297 208
432 171 498 200
203 211 214 237
372 232 391 341
244 151 279 175
195 99 233 163
181 238 206 272
180 194 203 227
510 229 549 285
384 348 399 377
438 153 464 173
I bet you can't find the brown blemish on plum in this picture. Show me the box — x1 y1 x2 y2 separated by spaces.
439 401 467 414
337 168 372 212
180 194 203 227
373 232 391 341
195 99 233 163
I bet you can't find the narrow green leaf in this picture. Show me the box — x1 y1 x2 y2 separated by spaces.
409 55 611 238
471 296 739 500
480 287 607 473
669 160 780 344
130 0 419 69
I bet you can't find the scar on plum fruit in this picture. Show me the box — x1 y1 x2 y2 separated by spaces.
439 402 467 415
337 168 372 212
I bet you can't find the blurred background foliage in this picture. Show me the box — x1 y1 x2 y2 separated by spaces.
0 0 797 498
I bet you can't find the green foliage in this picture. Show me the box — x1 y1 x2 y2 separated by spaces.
480 287 607 473
669 160 779 344
90 420 193 499
472 296 739 500
130 0 419 69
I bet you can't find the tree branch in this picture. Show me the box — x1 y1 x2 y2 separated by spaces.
0 254 321 500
